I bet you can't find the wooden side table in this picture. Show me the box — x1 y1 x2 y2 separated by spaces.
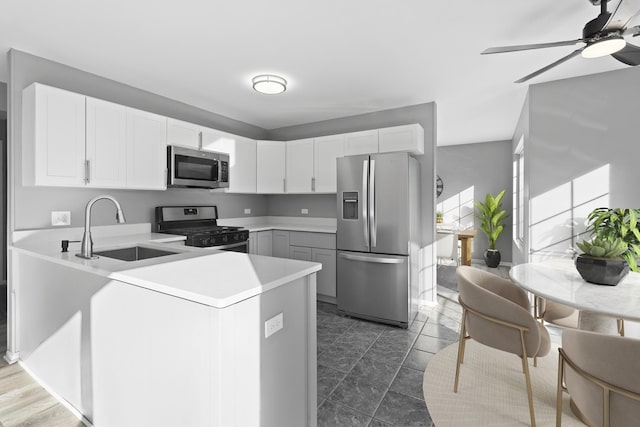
456 229 477 266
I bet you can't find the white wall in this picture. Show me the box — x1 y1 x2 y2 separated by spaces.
436 140 513 263
516 66 640 264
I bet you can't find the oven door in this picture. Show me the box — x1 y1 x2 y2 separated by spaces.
168 145 219 188
212 241 249 253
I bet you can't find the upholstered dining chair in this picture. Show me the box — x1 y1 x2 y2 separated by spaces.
556 329 640 427
436 232 458 266
454 266 551 427
535 297 626 336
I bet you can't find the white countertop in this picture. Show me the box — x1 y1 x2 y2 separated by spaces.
11 229 321 309
242 223 337 233
509 259 640 322
218 216 336 234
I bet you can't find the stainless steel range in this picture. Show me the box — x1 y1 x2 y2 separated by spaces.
154 206 249 252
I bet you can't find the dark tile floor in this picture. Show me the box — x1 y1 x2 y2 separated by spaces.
316 264 525 427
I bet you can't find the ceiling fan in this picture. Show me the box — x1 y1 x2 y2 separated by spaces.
483 0 640 83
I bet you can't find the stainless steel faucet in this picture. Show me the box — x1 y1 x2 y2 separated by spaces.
76 195 126 259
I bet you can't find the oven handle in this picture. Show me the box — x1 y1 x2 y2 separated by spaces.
213 241 249 251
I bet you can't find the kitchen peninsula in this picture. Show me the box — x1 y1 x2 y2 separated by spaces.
8 224 320 426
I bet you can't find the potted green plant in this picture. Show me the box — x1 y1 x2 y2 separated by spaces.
575 236 629 285
436 211 443 224
582 208 640 272
474 190 507 268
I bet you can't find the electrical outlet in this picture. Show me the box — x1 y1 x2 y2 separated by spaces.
51 211 71 226
244 208 251 215
264 312 284 338
301 208 309 215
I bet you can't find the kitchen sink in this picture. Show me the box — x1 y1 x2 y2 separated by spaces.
94 246 180 262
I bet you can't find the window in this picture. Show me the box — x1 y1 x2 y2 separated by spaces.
513 136 525 246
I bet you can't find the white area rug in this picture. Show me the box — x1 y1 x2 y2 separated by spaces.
423 340 585 426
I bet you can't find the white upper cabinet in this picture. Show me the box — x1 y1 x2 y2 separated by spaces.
313 135 345 193
167 118 201 149
378 124 424 155
285 138 314 193
22 83 86 187
126 108 168 190
201 128 257 193
257 140 286 194
85 97 128 188
343 129 378 156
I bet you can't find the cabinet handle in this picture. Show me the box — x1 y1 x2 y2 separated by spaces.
84 160 90 184
283 178 286 193
312 177 315 192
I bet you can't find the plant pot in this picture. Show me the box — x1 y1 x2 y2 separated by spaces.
483 249 501 268
436 217 443 224
575 255 629 286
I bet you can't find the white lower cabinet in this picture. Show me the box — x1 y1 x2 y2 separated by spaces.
289 245 312 261
312 248 337 298
272 230 290 258
289 232 337 301
251 231 273 256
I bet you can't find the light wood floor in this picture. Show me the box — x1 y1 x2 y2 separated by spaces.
0 315 83 427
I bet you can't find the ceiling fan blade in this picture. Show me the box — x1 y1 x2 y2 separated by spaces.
482 39 584 55
515 49 584 83
623 24 640 35
611 42 640 64
603 0 640 31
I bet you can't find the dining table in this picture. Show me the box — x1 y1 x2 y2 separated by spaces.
509 259 640 334
436 226 477 266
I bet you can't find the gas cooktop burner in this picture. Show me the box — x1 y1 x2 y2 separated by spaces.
154 206 249 249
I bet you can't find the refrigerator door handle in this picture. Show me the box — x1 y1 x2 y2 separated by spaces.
362 159 369 247
339 252 405 264
369 159 376 248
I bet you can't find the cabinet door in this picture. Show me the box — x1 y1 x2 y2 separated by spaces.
22 83 86 187
313 135 345 193
272 230 290 258
86 97 127 188
126 108 168 190
257 231 273 256
313 248 336 298
289 245 312 261
256 141 286 194
202 129 257 193
344 130 378 156
285 138 314 193
248 232 257 254
378 124 424 155
167 118 201 149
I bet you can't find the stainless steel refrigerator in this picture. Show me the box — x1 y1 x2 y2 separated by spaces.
336 152 420 327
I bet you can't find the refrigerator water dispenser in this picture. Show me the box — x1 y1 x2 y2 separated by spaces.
342 192 358 220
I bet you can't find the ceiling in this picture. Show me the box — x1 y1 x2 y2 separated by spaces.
1 0 638 146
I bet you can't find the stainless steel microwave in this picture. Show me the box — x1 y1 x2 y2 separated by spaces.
167 145 229 189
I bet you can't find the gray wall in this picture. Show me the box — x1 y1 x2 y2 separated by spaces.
268 103 437 245
515 65 640 264
8 50 269 231
267 194 336 218
436 141 513 263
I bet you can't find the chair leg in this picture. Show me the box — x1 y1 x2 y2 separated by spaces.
556 352 564 427
534 356 537 368
520 330 536 427
617 318 625 337
453 309 468 393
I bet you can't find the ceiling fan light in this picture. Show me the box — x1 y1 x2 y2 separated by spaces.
252 74 287 95
581 37 626 58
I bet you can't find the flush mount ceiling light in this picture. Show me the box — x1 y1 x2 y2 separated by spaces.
581 36 626 58
252 74 287 95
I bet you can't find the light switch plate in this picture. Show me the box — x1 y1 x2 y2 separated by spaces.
244 208 251 215
301 208 309 215
265 312 284 338
51 211 71 226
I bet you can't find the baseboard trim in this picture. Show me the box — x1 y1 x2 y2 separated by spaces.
3 350 19 364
